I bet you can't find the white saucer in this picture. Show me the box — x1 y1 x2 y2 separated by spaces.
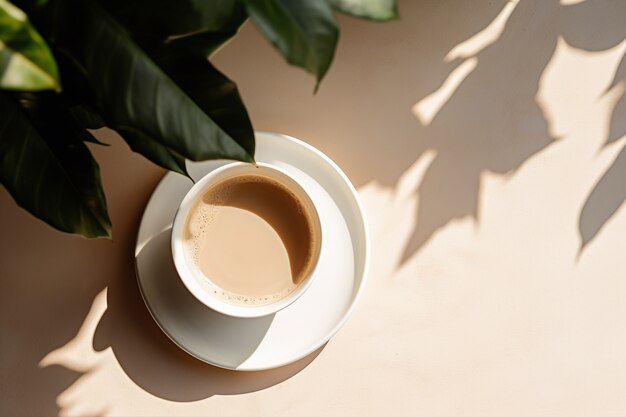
135 131 369 371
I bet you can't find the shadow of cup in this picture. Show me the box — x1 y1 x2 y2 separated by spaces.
93 227 325 401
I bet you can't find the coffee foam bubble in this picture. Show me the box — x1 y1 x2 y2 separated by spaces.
183 174 317 307
203 284 299 307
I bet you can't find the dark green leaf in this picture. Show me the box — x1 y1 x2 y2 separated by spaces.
50 0 254 163
69 120 109 147
60 57 109 146
0 92 111 238
148 46 255 160
103 0 254 157
96 0 254 159
68 114 110 146
0 0 60 91
165 24 245 58
119 127 188 176
242 0 338 90
54 51 101 114
75 130 109 146
328 0 398 21
59 55 109 146
103 0 249 59
101 0 247 43
157 0 248 58
68 105 105 130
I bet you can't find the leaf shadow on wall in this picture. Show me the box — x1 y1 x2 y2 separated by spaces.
398 0 626 263
396 0 559 262
578 37 626 251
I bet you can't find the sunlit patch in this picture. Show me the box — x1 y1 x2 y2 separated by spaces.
445 0 519 62
560 0 587 5
537 37 626 139
39 289 108 372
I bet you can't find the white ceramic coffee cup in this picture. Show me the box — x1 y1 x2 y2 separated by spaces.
171 162 323 318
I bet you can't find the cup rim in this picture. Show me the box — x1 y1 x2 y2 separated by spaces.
171 161 323 318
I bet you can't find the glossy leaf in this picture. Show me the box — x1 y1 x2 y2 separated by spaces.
159 0 248 58
148 45 255 161
329 0 398 21
0 0 59 91
69 105 105 130
122 44 255 175
165 23 246 58
101 0 254 167
242 0 338 89
50 0 254 164
101 0 247 44
54 53 108 146
0 92 111 238
119 126 188 176
68 105 109 146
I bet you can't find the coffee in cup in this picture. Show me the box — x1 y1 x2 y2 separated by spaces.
172 162 322 318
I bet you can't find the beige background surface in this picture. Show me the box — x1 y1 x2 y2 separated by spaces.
2 0 626 415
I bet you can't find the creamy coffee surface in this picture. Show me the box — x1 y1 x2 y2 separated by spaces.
184 174 316 306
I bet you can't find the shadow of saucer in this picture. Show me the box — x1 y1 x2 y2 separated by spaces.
136 228 276 366
93 226 325 401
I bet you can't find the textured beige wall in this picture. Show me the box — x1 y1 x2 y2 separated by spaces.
2 0 626 415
